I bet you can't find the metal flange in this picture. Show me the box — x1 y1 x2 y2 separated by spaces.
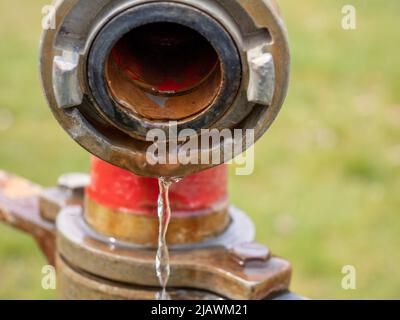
40 0 290 177
57 206 291 300
57 255 224 300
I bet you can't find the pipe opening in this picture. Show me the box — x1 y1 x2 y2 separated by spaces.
106 22 223 121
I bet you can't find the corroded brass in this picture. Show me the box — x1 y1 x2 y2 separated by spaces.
57 255 223 300
58 207 291 300
106 22 223 121
84 196 230 246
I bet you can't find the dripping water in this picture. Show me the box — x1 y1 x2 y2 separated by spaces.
155 177 181 300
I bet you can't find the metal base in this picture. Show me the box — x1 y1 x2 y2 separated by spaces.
57 206 291 300
58 255 303 300
58 255 222 300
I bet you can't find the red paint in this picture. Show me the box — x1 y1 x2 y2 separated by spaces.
87 157 228 216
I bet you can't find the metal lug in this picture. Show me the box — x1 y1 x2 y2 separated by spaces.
230 242 271 266
247 45 275 105
52 50 83 108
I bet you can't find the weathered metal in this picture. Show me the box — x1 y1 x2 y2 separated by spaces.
57 206 291 300
0 171 56 264
40 0 290 178
57 173 90 197
0 171 293 299
39 187 77 222
230 242 271 266
85 196 230 246
59 253 303 300
40 173 89 222
57 255 223 300
87 158 228 215
90 3 241 131
85 158 230 245
0 0 295 300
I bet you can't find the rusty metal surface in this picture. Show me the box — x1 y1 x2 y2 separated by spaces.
0 171 56 264
0 172 293 299
80 205 255 251
59 254 301 300
58 207 291 300
57 172 90 197
40 0 290 178
57 255 223 300
39 172 88 222
230 242 271 266
84 196 230 246
39 187 82 222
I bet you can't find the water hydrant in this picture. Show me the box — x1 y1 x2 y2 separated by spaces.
0 0 297 300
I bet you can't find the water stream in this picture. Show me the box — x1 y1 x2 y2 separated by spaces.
155 177 181 300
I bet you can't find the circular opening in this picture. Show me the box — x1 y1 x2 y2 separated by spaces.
106 22 223 121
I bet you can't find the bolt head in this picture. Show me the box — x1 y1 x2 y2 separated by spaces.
231 242 270 265
58 173 90 191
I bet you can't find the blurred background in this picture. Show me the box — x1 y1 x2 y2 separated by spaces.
0 0 399 299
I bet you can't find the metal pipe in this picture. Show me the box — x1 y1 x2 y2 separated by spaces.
86 157 230 245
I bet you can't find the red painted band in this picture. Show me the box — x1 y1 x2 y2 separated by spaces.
86 157 228 216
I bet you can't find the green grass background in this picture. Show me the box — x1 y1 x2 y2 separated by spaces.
0 0 399 299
